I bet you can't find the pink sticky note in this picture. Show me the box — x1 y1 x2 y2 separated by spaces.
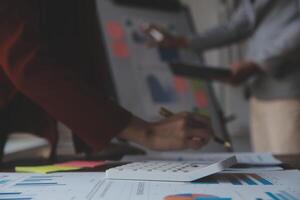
195 90 208 108
106 21 124 40
56 161 106 168
173 76 188 94
112 41 129 58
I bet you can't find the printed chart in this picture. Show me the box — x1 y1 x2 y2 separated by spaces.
163 191 299 200
164 193 231 200
14 175 66 187
193 170 300 187
194 173 273 186
0 172 299 200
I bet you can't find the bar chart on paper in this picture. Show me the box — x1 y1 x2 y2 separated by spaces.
14 175 66 187
89 177 300 200
0 174 35 200
1 172 299 200
0 173 28 189
164 193 232 200
265 191 299 200
192 171 300 186
194 173 273 186
0 175 9 185
163 191 299 200
0 175 69 200
0 173 107 200
126 180 300 200
0 191 34 200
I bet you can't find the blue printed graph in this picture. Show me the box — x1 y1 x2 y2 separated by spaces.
0 175 9 185
193 173 273 186
14 175 65 187
0 175 66 200
0 192 32 200
164 193 231 200
265 191 299 200
0 180 9 185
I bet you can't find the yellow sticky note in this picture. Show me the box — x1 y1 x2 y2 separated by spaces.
15 165 81 174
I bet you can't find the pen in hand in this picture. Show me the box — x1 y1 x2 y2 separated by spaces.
159 107 232 150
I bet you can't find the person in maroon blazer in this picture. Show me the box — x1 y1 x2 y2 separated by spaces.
0 0 211 155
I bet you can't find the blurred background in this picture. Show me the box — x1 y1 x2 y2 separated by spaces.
2 0 299 162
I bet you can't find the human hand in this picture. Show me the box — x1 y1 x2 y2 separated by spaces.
141 24 188 49
119 113 212 151
227 61 261 86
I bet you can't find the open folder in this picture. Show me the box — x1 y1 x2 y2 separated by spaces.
169 63 233 81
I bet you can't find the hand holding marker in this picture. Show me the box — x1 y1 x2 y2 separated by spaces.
159 107 232 150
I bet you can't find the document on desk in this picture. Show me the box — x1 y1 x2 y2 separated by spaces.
92 180 300 200
198 170 300 186
122 152 282 165
0 172 106 200
0 171 300 200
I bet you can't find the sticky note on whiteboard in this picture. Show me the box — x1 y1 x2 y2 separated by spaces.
112 41 129 58
106 21 124 40
195 90 208 108
173 76 188 94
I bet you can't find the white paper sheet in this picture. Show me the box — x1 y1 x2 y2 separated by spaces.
1 171 299 200
0 173 105 200
90 180 300 200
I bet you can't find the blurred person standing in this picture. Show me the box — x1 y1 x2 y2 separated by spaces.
144 0 300 154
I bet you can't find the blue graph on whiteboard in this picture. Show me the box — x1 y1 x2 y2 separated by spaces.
147 74 177 103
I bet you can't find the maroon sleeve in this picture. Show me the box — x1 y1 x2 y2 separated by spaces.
0 1 132 151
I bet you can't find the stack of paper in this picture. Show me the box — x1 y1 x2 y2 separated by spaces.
1 153 299 200
0 170 299 199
